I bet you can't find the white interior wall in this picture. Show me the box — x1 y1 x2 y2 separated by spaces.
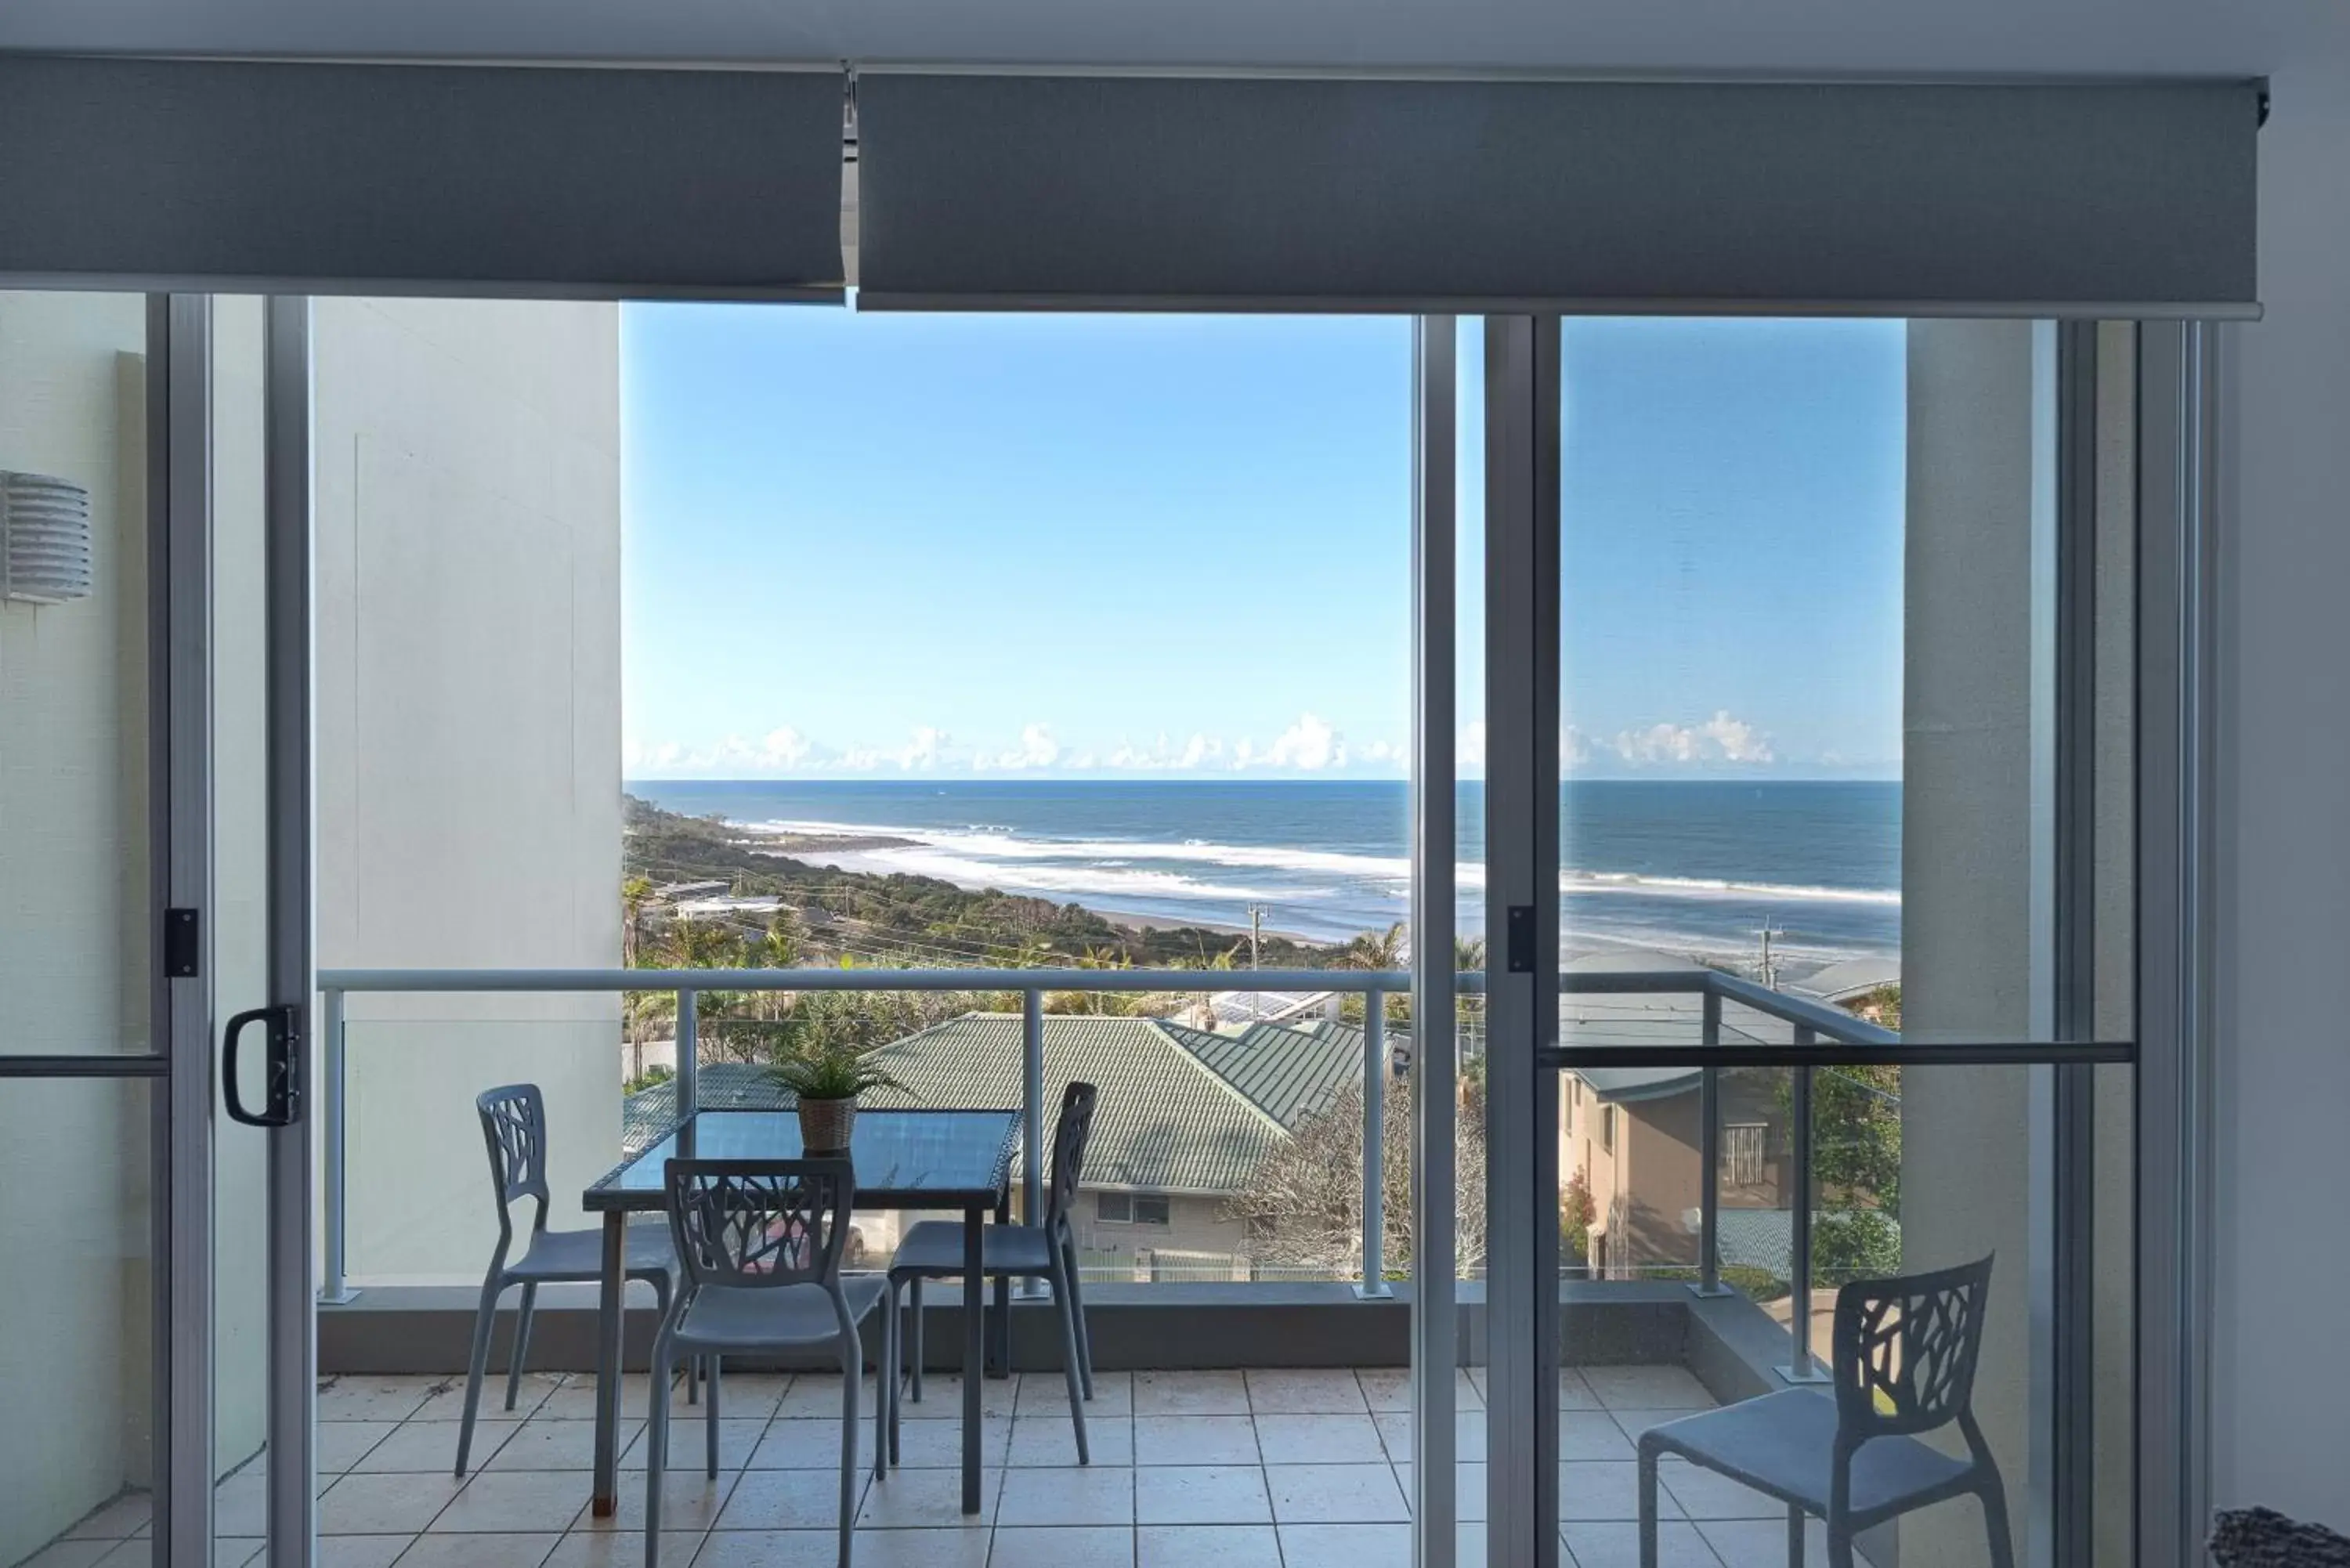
0 291 154 1564
310 298 624 1284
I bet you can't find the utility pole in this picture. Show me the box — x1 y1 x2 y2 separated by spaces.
1246 903 1268 1021
1755 921 1784 991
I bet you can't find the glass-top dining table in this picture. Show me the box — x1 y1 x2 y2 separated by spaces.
580 1107 1021 1516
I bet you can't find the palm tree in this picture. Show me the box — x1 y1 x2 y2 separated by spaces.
1454 934 1487 973
1345 920 1409 971
620 875 657 968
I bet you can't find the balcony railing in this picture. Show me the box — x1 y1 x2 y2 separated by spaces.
313 961 1893 1377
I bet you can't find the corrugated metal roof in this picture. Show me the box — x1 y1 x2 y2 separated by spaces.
1159 1018 1363 1127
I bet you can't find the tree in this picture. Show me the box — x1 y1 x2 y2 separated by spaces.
1781 1062 1904 1285
1227 1075 1487 1281
620 875 657 968
1559 1168 1597 1273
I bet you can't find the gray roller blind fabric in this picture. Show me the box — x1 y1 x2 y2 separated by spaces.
856 74 2260 316
0 56 847 298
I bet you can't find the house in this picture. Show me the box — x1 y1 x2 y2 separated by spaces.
621 1010 1375 1280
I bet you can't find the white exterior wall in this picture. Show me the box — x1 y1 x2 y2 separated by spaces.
0 291 154 1565
312 298 624 1284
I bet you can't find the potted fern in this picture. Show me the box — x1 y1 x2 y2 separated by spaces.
766 1034 907 1154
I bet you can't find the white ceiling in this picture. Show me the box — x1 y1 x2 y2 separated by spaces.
0 0 2341 79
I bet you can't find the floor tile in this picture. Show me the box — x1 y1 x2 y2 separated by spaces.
853 1468 998 1530
65 1493 153 1539
430 1470 598 1534
16 1544 121 1568
1562 1520 1725 1568
696 1375 792 1422
1007 1413 1130 1467
1390 1461 1486 1520
315 1536 410 1568
987 1525 1134 1566
1372 1407 1486 1464
210 1542 264 1568
363 1420 520 1474
1245 1370 1368 1414
419 1374 566 1422
1696 1517 1838 1568
578 1470 743 1534
1581 1367 1716 1412
94 1544 156 1568
320 1422 401 1473
319 1472 467 1535
1560 1411 1638 1461
885 1375 1015 1423
623 1419 769 1472
316 1376 453 1424
537 1374 676 1422
1559 1461 1683 1524
490 1420 639 1472
1353 1371 1411 1413
688 1530 844 1567
1131 1371 1248 1417
544 1532 705 1568
1136 1524 1281 1567
1133 1466 1271 1526
714 1469 869 1533
1559 1371 1603 1411
1658 1460 1780 1521
1132 1416 1258 1467
1264 1465 1408 1525
996 1467 1136 1526
884 1415 1010 1469
1454 1371 1487 1411
212 1472 271 1537
1018 1371 1133 1418
772 1376 885 1422
747 1418 873 1472
389 1533 560 1567
1276 1523 1412 1568
1607 1409 1705 1444
1252 1414 1385 1465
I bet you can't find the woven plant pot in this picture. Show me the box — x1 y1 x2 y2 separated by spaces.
797 1096 857 1154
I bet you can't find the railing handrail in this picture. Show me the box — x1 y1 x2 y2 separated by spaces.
317 965 1426 994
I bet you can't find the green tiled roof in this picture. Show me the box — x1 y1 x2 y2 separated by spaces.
1159 1018 1365 1127
622 1010 1376 1198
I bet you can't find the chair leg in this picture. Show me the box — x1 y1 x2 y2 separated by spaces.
874 1284 893 1482
644 1331 676 1568
1046 1252 1090 1465
1637 1443 1660 1568
1979 1473 2018 1568
1787 1503 1806 1568
706 1357 722 1479
1060 1236 1094 1400
909 1277 924 1404
455 1270 504 1476
1825 1518 1857 1568
837 1330 862 1568
504 1281 538 1411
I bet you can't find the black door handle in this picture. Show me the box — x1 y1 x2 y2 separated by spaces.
223 1004 304 1127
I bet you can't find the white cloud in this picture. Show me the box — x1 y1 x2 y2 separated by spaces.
1264 713 1344 771
898 727 948 770
1457 721 1486 769
988 722 1061 771
1608 710 1774 767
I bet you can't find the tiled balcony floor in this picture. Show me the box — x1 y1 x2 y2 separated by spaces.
32 1365 1863 1568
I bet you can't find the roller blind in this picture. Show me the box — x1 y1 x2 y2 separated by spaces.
856 74 2259 316
0 56 848 298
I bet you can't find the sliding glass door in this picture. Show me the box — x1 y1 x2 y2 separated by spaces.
1478 316 2163 1568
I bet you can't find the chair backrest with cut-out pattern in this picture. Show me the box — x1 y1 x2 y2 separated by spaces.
1831 1254 1994 1440
1043 1082 1099 1232
477 1083 551 1238
665 1158 854 1292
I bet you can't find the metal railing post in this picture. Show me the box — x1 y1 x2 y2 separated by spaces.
1023 987 1044 1227
676 989 698 1118
1777 1024 1827 1382
1690 986 1730 1298
1354 988 1392 1299
319 987 357 1304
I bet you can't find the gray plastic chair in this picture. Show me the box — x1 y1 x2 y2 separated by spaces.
1637 1255 2013 1568
458 1083 688 1476
880 1081 1097 1473
645 1157 885 1568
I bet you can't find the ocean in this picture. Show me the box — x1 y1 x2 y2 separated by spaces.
629 779 1900 970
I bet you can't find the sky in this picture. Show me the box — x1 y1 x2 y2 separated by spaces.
622 307 1907 781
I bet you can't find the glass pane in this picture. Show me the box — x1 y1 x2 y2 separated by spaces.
0 288 154 1055
0 1076 156 1566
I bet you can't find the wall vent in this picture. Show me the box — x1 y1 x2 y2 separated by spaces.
0 471 94 605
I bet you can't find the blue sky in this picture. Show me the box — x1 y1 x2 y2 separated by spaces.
623 308 1906 780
